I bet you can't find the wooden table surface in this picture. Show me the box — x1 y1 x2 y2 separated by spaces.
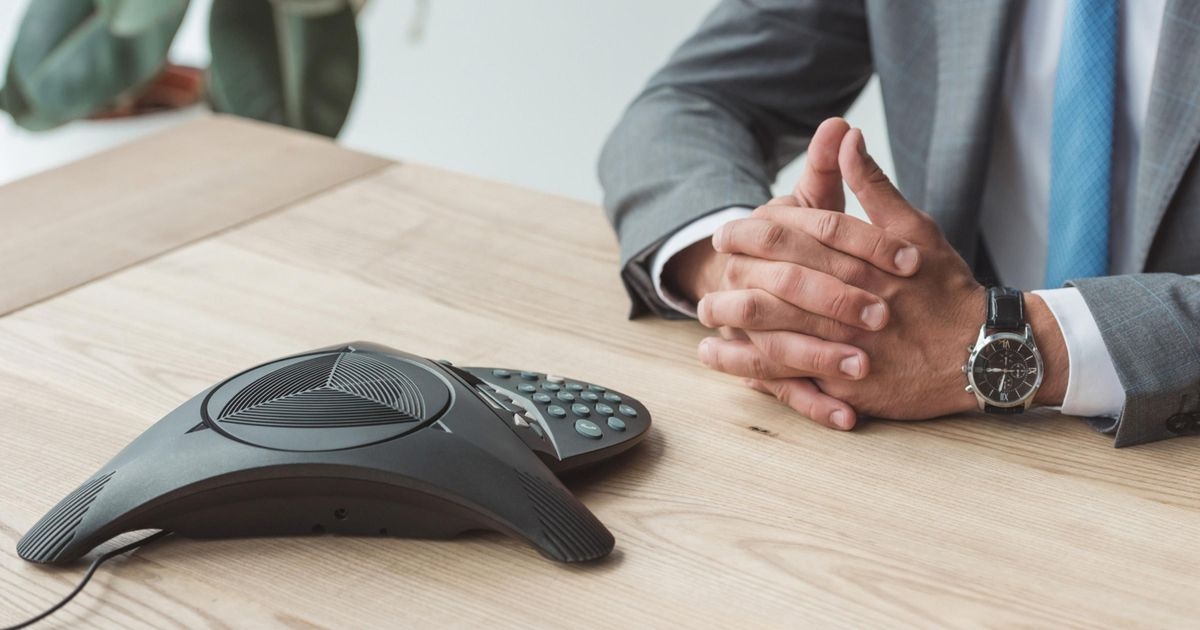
1 116 1197 629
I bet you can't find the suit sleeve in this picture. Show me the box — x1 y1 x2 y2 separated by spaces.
1071 273 1200 447
597 0 874 318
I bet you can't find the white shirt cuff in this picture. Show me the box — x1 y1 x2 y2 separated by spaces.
1032 288 1125 419
650 207 755 318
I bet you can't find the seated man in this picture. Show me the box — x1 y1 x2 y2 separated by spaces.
597 0 1200 446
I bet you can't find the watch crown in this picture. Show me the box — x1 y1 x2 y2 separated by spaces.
965 385 974 393
961 364 968 373
967 345 975 352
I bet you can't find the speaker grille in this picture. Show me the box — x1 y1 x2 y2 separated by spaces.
220 354 339 418
18 471 114 563
330 353 427 418
518 471 613 562
217 353 427 429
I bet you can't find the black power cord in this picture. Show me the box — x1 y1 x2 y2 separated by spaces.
3 530 172 630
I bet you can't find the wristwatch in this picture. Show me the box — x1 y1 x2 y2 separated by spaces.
962 286 1044 413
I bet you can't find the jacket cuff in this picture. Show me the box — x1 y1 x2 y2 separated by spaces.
1071 274 1200 447
617 202 765 319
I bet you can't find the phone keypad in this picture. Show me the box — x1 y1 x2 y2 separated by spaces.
469 368 647 449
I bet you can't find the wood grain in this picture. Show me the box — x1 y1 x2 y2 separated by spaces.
0 114 391 317
0 122 1198 628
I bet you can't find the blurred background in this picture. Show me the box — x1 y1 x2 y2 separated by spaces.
0 0 891 214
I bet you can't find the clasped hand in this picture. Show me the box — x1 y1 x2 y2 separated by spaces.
678 119 986 430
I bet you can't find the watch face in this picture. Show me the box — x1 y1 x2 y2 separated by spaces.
969 334 1041 406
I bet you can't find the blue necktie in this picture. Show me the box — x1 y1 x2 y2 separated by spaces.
1044 0 1118 289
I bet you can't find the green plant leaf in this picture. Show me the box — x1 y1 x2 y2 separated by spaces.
207 0 359 138
1 0 188 131
97 0 188 37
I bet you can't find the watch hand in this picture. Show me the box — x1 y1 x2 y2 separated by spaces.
1000 374 1007 391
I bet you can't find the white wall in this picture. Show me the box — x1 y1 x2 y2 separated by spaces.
0 0 891 215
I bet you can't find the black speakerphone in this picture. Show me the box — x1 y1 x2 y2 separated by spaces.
17 342 651 565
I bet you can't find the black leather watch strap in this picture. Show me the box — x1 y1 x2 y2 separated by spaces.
984 403 1025 414
986 286 1025 331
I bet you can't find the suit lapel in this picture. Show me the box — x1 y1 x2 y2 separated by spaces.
1132 0 1200 271
924 0 1017 263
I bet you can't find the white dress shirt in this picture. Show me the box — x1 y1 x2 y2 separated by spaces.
650 0 1167 420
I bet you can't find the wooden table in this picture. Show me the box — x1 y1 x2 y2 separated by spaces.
1 116 1197 629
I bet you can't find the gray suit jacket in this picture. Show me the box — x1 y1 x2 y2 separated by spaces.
598 0 1200 447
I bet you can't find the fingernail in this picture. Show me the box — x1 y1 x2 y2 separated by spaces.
894 246 918 274
861 302 886 329
698 338 713 364
839 355 863 378
855 129 868 157
830 409 851 430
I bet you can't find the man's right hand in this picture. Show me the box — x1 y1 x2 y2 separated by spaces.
664 118 921 378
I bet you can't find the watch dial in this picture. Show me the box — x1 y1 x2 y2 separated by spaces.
971 337 1040 405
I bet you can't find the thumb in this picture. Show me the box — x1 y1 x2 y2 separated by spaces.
792 117 850 211
838 128 917 229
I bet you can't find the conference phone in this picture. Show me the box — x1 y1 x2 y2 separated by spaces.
17 341 652 566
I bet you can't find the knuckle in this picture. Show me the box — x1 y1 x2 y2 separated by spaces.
721 258 741 288
866 164 892 189
777 384 799 408
867 231 891 264
814 211 842 244
707 346 728 372
825 288 851 320
757 222 788 253
738 293 763 327
803 343 830 372
805 395 824 423
775 265 808 300
747 354 771 380
836 258 871 288
815 346 840 373
759 332 787 361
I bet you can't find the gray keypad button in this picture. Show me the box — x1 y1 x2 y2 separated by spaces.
542 382 561 391
574 419 602 439
606 416 626 431
532 393 551 404
618 404 638 417
520 371 539 380
567 383 584 391
588 384 606 392
580 391 599 402
492 369 511 378
556 391 575 402
604 392 622 403
595 402 614 416
571 403 591 417
518 383 536 393
547 405 567 418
